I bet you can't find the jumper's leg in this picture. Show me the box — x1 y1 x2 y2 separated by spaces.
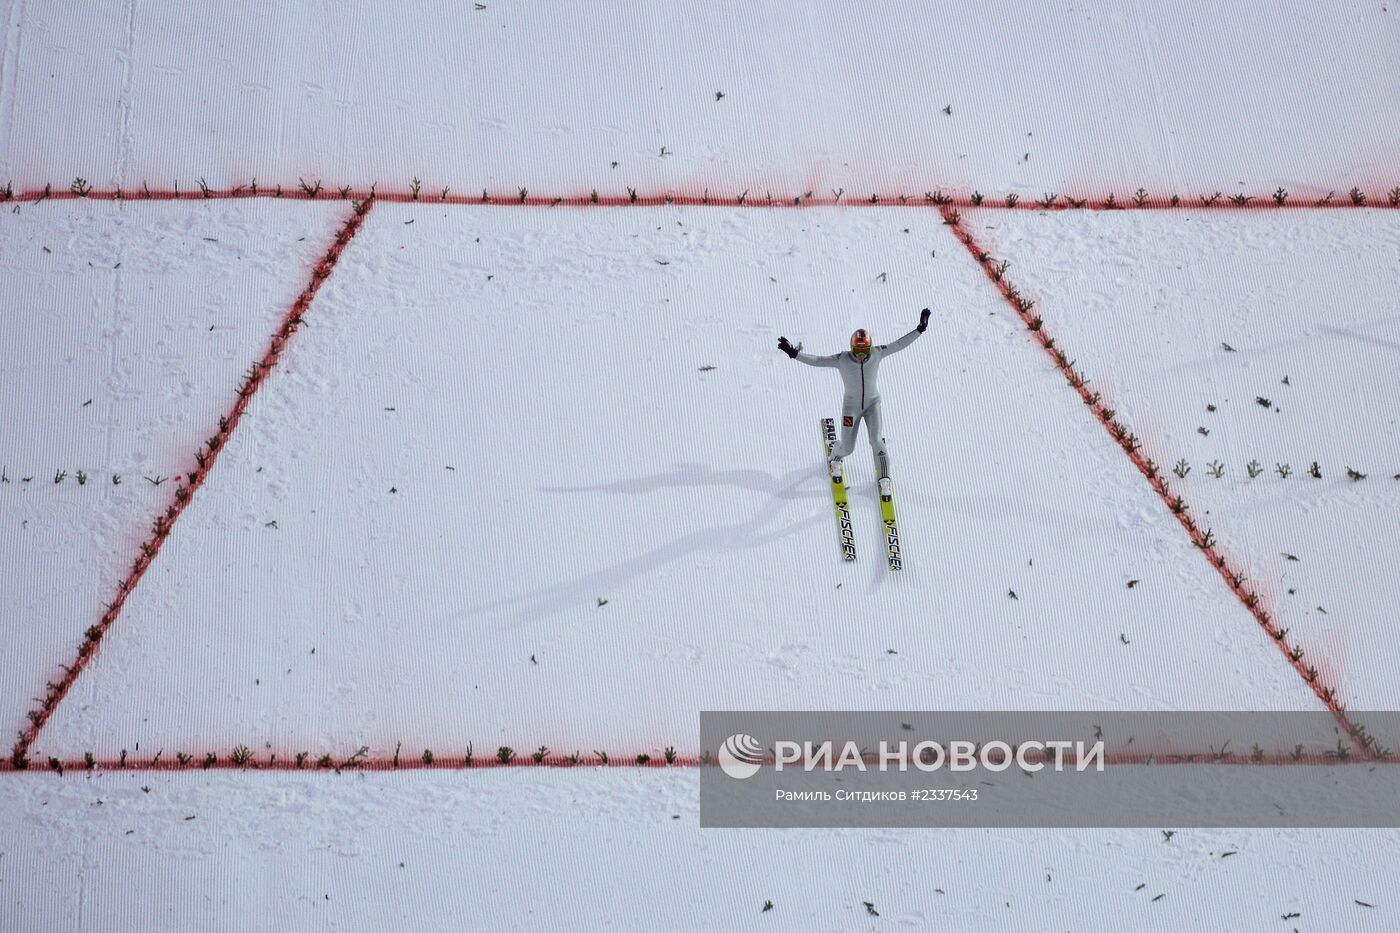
865 400 890 480
829 408 861 466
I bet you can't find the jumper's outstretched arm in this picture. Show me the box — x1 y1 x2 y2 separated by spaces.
795 349 842 367
880 326 923 356
882 309 933 356
778 336 841 367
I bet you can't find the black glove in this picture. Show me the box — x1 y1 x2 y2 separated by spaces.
917 308 931 333
778 336 799 358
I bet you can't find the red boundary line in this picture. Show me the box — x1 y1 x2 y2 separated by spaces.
6 199 377 770
2 748 1393 776
5 183 1400 210
938 205 1380 758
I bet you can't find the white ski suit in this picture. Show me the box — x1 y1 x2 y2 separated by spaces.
795 327 923 479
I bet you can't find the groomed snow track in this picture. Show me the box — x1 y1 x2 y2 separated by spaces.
3 183 1395 775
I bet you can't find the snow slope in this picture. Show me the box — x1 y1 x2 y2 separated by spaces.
0 200 343 751
30 204 1333 763
4 1 1400 931
1 2 1398 196
4 769 1400 932
969 208 1400 734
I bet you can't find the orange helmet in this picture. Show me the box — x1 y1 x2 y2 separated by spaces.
850 329 872 356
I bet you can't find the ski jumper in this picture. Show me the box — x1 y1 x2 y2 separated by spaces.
795 327 922 479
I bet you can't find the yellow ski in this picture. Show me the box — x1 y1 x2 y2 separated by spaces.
821 418 856 562
879 477 902 571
